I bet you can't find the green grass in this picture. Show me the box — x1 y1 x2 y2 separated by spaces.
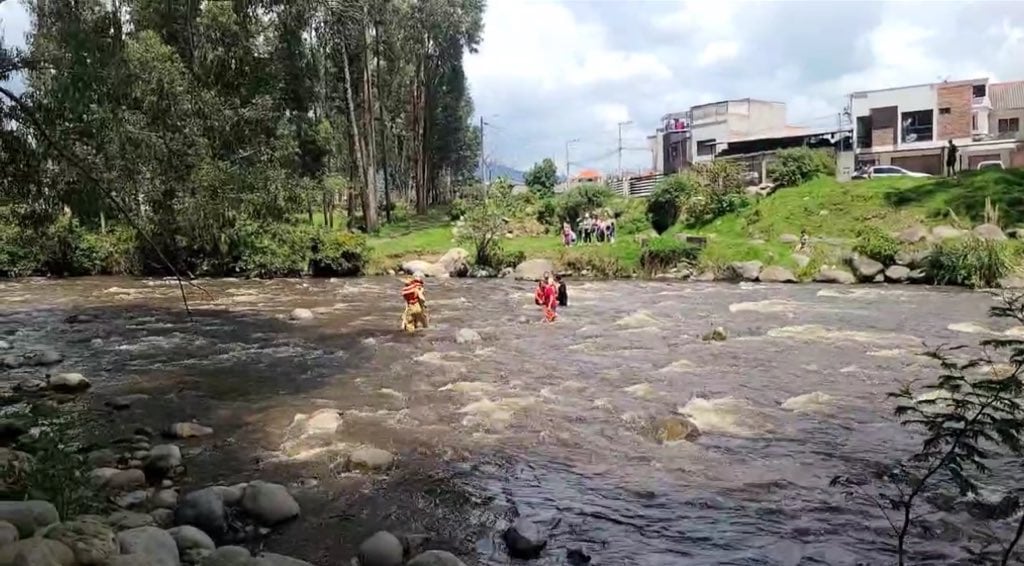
360 169 1024 277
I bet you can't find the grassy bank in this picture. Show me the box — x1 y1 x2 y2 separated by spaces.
367 169 1024 279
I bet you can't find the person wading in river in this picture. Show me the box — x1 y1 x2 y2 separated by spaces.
538 272 558 322
400 273 428 333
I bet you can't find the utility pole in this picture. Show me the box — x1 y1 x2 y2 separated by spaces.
617 121 633 178
565 138 580 183
479 116 486 186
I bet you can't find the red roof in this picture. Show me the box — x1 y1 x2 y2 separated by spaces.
574 168 602 180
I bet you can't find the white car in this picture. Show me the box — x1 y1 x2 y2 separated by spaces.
975 160 1004 171
852 165 933 179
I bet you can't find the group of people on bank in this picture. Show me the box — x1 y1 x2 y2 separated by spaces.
399 270 568 332
562 211 616 247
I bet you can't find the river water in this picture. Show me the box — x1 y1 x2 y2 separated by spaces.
1 277 1020 565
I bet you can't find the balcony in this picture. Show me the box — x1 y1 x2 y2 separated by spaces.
972 96 992 109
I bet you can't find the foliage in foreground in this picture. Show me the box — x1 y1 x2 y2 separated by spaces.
832 293 1024 565
927 237 1018 289
1 406 106 519
456 179 521 270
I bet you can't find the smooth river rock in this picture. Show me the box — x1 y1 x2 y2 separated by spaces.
400 260 448 279
973 223 1007 240
47 373 92 393
146 444 183 478
435 248 470 278
358 531 404 566
0 538 75 566
646 416 701 443
884 265 911 283
814 268 856 284
758 265 797 283
701 327 727 342
503 517 548 559
455 328 482 344
0 500 59 538
0 520 17 546
117 527 180 566
347 447 396 472
514 259 556 281
240 481 300 526
106 511 156 531
167 422 214 439
897 224 929 243
167 525 216 555
726 260 763 282
850 255 884 281
288 308 314 321
175 487 227 536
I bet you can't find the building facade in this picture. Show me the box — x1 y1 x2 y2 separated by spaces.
851 78 1024 174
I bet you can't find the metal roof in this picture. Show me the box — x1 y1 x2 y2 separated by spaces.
991 81 1024 110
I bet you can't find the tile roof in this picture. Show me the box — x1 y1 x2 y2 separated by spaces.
991 81 1024 109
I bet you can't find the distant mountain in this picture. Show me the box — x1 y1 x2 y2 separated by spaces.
478 162 525 184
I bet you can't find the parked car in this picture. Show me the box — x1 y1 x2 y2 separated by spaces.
852 165 933 180
975 160 1004 171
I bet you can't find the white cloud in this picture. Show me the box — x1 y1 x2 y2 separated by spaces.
696 40 740 68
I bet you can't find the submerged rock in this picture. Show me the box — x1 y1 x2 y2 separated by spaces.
106 394 151 410
347 447 396 472
407 550 467 566
358 531 404 566
643 416 701 443
701 327 727 342
503 517 548 559
22 349 63 367
240 481 300 526
455 328 482 344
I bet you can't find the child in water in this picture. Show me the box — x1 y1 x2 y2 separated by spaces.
400 273 428 332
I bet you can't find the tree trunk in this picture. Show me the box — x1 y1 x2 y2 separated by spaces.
374 19 392 223
359 19 378 232
412 56 427 214
340 36 370 232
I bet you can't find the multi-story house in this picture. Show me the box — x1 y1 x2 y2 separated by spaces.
649 99 788 174
850 78 1024 174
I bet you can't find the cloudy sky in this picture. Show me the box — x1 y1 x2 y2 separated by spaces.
4 0 1024 175
465 0 1024 174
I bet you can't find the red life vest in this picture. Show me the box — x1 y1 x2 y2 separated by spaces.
401 281 423 305
534 286 545 305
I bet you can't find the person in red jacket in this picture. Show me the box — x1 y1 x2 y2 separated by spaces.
539 273 558 322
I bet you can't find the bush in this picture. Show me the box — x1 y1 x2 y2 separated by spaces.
311 229 369 276
234 222 313 278
611 198 649 236
640 236 699 275
557 183 615 227
448 198 469 221
0 221 43 277
75 226 140 275
647 175 691 234
560 250 632 278
677 168 749 226
927 237 1019 288
767 147 835 187
534 197 559 230
457 179 517 268
854 225 901 265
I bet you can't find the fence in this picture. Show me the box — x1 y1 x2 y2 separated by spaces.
607 173 664 198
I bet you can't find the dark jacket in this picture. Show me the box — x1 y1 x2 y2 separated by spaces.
557 282 568 307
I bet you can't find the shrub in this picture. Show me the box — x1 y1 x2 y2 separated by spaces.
557 183 615 227
767 147 835 187
311 229 369 276
689 160 746 192
234 222 312 278
674 167 749 227
854 225 901 265
611 198 649 236
534 197 559 230
457 179 517 268
0 221 43 277
927 237 1019 288
560 250 632 278
640 236 699 275
448 198 469 221
75 226 140 275
647 174 691 234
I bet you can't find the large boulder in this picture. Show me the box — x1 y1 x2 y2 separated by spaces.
514 259 556 281
43 518 118 566
0 500 59 538
400 260 447 279
435 248 470 278
849 255 884 281
47 373 92 393
0 538 75 566
725 260 762 282
117 527 180 566
973 223 1007 241
358 531 404 566
407 551 467 566
885 265 911 283
932 225 965 240
897 225 930 243
240 481 300 526
758 266 797 283
503 517 548 559
814 268 856 284
167 526 216 556
175 487 227 537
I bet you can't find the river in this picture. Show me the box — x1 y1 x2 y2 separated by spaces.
1 277 1020 565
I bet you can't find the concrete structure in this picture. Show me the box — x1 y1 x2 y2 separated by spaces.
650 99 788 174
712 127 852 184
850 78 1024 173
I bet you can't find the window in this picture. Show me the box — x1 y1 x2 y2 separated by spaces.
900 109 934 143
973 84 987 98
998 118 1020 133
696 139 716 156
856 116 872 148
938 107 951 115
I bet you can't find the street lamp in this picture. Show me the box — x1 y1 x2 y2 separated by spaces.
617 120 634 177
565 138 580 183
